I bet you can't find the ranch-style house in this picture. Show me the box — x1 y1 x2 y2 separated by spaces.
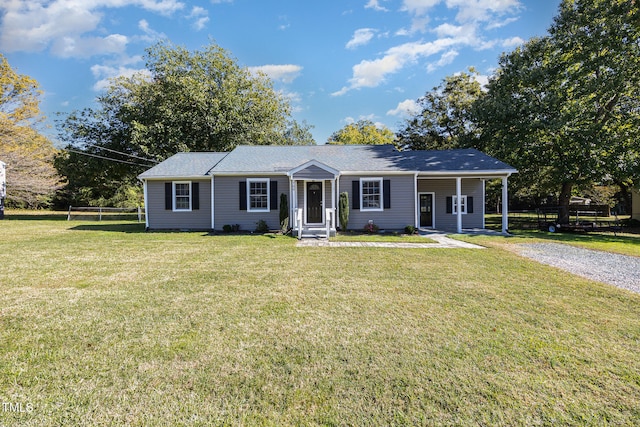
138 144 517 236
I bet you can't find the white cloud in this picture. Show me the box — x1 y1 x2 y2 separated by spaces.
51 34 129 58
333 38 456 96
188 6 209 30
474 73 489 88
426 49 458 72
365 0 389 12
90 61 151 91
0 0 185 56
387 99 421 117
501 36 524 48
248 64 303 84
401 0 441 17
346 28 376 50
445 0 521 23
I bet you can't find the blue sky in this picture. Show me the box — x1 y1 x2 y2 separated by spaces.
1 0 561 145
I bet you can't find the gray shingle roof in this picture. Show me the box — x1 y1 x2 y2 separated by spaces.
212 144 405 173
138 152 228 179
138 145 516 179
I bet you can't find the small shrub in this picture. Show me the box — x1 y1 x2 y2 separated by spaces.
339 192 350 231
255 219 269 233
279 193 289 232
222 224 233 233
364 221 379 234
404 225 417 235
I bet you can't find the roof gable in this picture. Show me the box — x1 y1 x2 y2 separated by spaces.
288 160 339 180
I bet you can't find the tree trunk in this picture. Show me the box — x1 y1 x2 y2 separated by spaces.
558 181 573 224
615 181 632 215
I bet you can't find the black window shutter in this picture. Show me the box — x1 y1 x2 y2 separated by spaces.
467 196 473 214
239 181 247 210
446 196 452 214
192 182 200 210
383 179 391 209
165 183 172 210
352 181 360 210
270 180 278 210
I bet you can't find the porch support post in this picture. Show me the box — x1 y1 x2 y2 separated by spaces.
336 177 340 229
414 173 419 228
456 177 462 233
481 179 486 229
143 179 149 229
502 176 509 234
290 178 296 232
331 177 336 231
211 176 215 230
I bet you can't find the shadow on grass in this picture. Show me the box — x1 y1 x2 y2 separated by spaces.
508 228 640 247
70 223 147 233
2 213 68 221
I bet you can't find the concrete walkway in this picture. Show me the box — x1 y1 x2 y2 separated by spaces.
296 232 484 249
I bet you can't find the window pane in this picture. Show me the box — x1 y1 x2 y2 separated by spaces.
174 183 190 210
362 180 381 209
249 180 268 210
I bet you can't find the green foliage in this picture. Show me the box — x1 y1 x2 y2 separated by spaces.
0 54 61 208
56 40 301 207
404 225 417 235
363 221 379 234
279 193 289 231
255 219 269 233
222 224 240 233
284 120 316 145
475 0 640 218
339 192 349 231
327 120 395 145
397 68 483 150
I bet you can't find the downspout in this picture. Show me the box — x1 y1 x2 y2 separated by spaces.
502 175 510 234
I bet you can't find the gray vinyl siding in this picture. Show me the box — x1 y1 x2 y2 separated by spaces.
214 175 289 232
339 174 415 231
146 179 212 230
417 178 483 231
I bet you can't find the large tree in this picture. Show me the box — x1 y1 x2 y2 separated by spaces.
475 0 640 220
57 41 307 206
327 120 395 145
397 68 483 151
0 54 60 208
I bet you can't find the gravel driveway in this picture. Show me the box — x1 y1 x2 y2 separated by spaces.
516 243 640 294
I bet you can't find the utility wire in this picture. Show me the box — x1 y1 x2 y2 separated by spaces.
74 142 160 164
66 149 154 168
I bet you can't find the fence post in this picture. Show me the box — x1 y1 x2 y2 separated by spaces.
99 207 102 221
67 206 72 221
137 206 142 223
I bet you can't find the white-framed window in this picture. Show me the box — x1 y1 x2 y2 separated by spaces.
247 178 270 212
452 195 467 214
173 181 191 211
361 178 383 211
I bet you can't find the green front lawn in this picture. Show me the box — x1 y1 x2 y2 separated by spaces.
1 212 639 425
332 231 436 243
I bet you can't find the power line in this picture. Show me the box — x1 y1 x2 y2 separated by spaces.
66 149 154 168
74 142 160 164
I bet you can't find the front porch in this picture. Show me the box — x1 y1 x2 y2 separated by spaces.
287 160 339 240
